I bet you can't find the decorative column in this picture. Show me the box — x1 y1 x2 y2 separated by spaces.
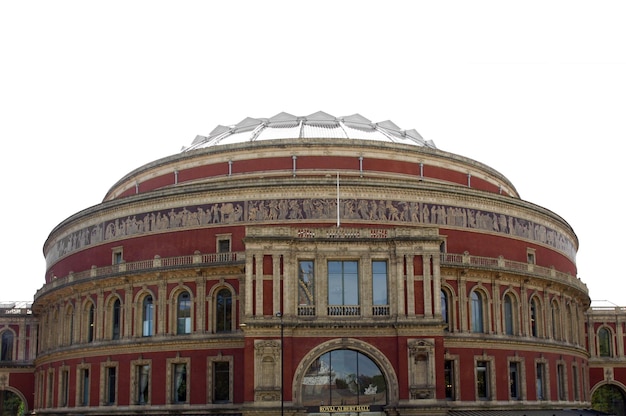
255 254 264 316
458 273 468 332
273 254 281 314
96 288 104 340
196 274 206 333
405 254 415 317
396 253 405 317
158 280 167 334
362 253 372 317
492 279 501 334
422 254 432 318
245 253 254 316
124 283 133 338
283 253 295 317
432 252 442 317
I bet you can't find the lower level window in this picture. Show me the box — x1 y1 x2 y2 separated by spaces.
173 363 187 403
137 365 150 404
444 360 455 400
476 361 490 400
213 361 230 403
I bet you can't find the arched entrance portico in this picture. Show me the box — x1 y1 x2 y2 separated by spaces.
0 386 28 416
292 338 398 415
592 382 626 416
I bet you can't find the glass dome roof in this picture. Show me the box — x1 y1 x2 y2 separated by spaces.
182 111 436 152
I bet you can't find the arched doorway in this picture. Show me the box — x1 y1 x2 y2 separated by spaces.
0 389 26 416
592 383 626 416
294 339 398 416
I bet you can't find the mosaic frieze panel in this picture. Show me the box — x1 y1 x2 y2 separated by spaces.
47 198 576 267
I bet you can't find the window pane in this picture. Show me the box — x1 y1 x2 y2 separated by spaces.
143 296 154 337
476 361 488 399
112 299 121 340
302 349 387 407
444 360 454 399
216 289 232 333
1 331 13 361
372 261 388 305
504 295 513 335
137 365 150 404
298 260 315 306
328 267 344 305
214 361 230 403
173 364 187 403
327 261 359 306
344 272 359 305
509 362 519 399
177 292 191 335
471 292 484 333
441 290 449 329
107 367 116 405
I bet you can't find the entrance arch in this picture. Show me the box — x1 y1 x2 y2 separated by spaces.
292 338 399 413
592 382 626 416
0 386 28 416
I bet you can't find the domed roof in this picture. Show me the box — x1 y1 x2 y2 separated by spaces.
183 111 436 152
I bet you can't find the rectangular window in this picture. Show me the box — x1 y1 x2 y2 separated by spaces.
444 360 455 400
372 260 388 314
298 260 315 316
573 366 580 401
476 361 489 400
557 363 566 401
80 368 90 406
172 363 188 403
47 371 54 408
509 362 520 400
137 364 150 404
60 370 69 407
112 247 123 265
536 362 546 400
218 239 230 253
328 260 359 315
106 367 116 405
213 361 230 403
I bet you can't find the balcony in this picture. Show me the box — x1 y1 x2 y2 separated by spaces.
36 251 246 299
440 251 588 294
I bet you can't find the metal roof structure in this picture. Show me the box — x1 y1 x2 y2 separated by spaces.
183 111 436 151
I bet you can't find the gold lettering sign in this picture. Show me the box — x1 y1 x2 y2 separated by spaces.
318 405 370 412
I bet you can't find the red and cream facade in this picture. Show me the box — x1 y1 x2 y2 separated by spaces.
1 112 620 415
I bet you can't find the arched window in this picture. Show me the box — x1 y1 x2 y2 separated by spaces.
142 295 154 337
302 349 387 408
503 293 515 335
0 331 14 361
598 327 613 357
87 303 95 343
112 298 121 340
215 289 232 333
177 291 191 335
441 289 450 331
530 297 541 337
471 290 484 333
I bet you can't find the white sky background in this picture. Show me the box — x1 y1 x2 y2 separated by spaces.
1 1 625 305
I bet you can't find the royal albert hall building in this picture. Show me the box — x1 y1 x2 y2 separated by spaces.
27 112 594 415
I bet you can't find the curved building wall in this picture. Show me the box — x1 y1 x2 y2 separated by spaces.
32 136 589 415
